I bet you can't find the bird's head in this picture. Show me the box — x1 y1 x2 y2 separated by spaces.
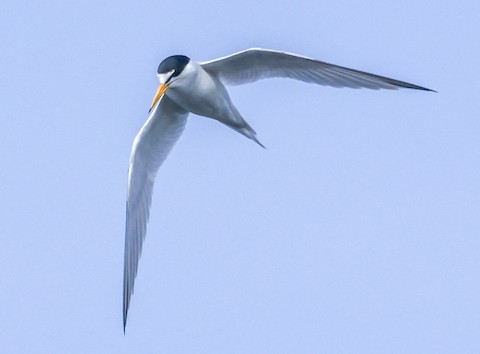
149 55 190 112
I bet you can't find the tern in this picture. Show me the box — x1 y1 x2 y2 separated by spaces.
123 48 433 330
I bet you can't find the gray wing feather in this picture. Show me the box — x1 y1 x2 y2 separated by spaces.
201 48 433 91
123 96 188 331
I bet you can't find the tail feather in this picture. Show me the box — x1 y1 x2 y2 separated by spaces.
218 102 266 148
237 126 266 148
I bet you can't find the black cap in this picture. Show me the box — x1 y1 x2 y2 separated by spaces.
157 55 190 77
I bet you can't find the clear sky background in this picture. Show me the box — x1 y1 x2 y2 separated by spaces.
1 1 478 353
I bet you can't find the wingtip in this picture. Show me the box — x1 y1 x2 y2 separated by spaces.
417 86 437 93
393 82 435 92
405 83 436 93
123 293 128 334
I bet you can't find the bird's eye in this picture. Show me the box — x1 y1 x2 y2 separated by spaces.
165 69 176 84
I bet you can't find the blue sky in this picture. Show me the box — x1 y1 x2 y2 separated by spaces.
1 0 479 353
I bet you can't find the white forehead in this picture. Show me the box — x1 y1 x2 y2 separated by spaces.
157 69 175 83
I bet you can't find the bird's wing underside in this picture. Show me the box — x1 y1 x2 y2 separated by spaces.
201 48 433 91
123 95 189 330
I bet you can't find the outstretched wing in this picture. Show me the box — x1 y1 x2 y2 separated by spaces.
123 95 189 331
201 48 433 91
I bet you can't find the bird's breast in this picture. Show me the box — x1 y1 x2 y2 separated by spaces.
166 67 233 119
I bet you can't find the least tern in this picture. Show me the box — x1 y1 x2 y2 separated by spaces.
123 48 433 330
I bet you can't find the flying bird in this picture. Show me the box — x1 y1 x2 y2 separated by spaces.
123 48 433 330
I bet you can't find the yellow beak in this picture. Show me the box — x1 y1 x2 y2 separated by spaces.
149 84 170 112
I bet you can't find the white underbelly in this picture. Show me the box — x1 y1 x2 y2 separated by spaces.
166 72 233 119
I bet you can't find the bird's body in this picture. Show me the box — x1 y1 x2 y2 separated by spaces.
165 60 221 116
123 48 433 331
163 59 262 144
